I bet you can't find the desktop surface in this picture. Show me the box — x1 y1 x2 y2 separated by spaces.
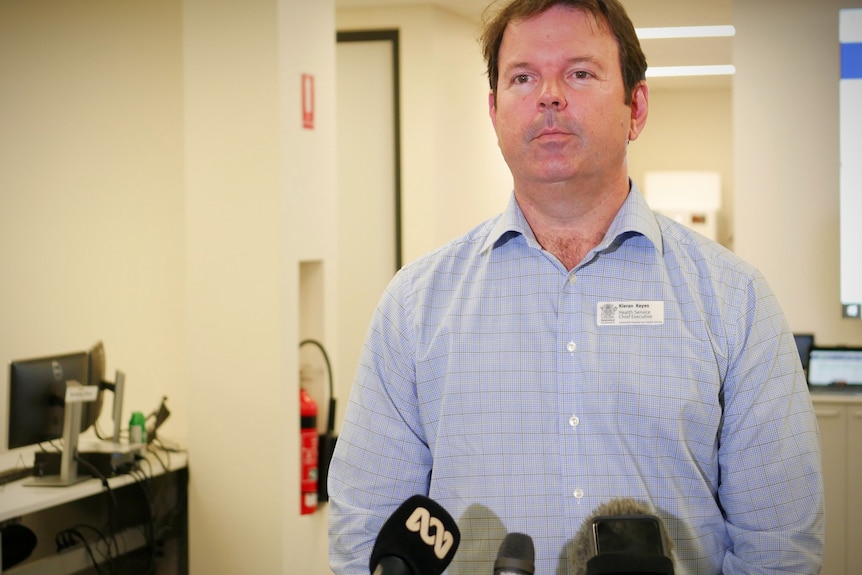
0 445 188 575
0 447 186 523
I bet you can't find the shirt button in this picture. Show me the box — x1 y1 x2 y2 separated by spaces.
569 415 580 427
573 488 584 500
566 341 577 353
568 275 577 285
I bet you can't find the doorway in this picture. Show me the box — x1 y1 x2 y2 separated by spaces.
335 30 402 402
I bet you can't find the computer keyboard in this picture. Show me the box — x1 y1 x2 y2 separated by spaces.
0 465 34 486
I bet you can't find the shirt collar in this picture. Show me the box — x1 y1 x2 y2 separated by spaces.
480 181 664 256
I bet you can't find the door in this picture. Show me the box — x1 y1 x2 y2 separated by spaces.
335 31 401 409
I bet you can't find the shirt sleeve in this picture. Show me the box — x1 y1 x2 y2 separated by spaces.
328 270 433 575
718 271 824 574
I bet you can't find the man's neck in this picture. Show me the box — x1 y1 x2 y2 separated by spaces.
514 177 630 271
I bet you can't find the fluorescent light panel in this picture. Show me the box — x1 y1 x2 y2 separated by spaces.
646 65 736 78
636 25 736 40
637 25 736 77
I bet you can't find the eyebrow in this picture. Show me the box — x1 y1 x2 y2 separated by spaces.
501 56 606 74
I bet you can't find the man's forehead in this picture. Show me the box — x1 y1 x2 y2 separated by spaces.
498 6 616 61
504 6 609 38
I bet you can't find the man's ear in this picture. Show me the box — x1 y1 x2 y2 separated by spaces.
489 90 498 130
627 81 649 142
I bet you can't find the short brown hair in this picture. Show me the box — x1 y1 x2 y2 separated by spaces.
480 0 647 104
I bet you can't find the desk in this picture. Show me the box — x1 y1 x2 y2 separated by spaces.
0 448 188 575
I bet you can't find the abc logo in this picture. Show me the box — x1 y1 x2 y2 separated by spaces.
405 506 456 559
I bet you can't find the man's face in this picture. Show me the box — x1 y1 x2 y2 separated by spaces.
489 5 646 189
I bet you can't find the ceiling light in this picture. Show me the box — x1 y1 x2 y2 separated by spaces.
636 25 736 40
646 65 736 78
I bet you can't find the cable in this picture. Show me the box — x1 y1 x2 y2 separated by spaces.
55 528 109 575
75 453 111 490
299 338 340 503
127 467 157 574
299 339 336 434
42 435 184 574
150 435 185 454
145 446 169 476
94 419 107 440
39 439 62 453
127 445 187 574
72 454 121 574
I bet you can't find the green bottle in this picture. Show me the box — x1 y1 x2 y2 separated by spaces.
129 411 147 445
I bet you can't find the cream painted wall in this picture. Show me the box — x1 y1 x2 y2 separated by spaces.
336 5 737 262
183 0 284 572
734 0 862 345
427 9 513 250
1 0 337 573
185 0 336 573
340 0 862 349
628 86 734 248
337 5 512 265
2 0 860 572
0 0 186 459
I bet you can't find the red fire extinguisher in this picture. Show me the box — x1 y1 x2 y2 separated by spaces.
300 387 319 515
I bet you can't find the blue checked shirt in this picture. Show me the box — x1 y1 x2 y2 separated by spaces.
328 185 824 575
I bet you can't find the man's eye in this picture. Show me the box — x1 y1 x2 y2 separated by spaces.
572 71 591 79
513 74 531 84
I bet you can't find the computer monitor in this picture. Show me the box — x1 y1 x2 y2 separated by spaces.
808 346 862 388
793 333 815 372
7 351 89 450
109 370 126 443
81 341 106 432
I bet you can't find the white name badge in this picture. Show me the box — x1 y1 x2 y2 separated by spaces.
597 301 665 326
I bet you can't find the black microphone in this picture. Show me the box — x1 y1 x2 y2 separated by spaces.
494 532 535 575
571 498 674 575
369 494 461 575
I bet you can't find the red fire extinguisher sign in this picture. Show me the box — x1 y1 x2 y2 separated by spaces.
300 387 319 514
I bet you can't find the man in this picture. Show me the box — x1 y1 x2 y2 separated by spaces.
328 1 824 574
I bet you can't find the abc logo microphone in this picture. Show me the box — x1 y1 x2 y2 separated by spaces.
369 495 461 575
571 498 675 575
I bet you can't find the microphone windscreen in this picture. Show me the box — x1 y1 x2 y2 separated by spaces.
570 498 674 575
494 532 535 574
369 495 461 575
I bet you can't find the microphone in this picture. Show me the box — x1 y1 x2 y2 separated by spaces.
369 494 461 575
571 497 674 575
494 532 535 575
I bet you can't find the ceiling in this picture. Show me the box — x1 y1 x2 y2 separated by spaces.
334 0 734 89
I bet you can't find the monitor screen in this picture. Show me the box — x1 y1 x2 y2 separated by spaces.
7 351 89 450
808 347 862 388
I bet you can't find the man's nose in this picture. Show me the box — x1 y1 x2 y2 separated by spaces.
538 78 567 110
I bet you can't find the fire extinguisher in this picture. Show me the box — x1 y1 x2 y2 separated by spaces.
300 387 319 515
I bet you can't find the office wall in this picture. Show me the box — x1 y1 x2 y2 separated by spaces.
337 5 512 265
336 6 736 258
734 0 862 345
2 0 859 572
628 85 734 248
0 1 187 454
1 0 337 573
340 1 862 349
184 0 336 573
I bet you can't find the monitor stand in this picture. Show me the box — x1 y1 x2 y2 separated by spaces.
25 381 93 488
